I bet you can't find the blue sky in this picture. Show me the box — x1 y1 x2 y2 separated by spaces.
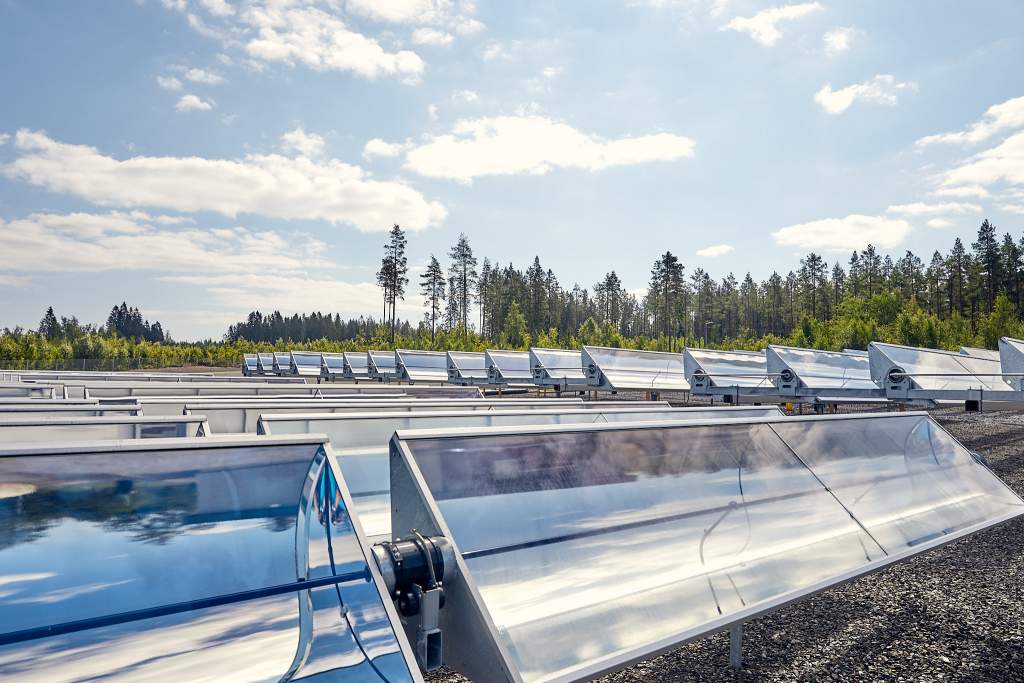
1 0 1023 340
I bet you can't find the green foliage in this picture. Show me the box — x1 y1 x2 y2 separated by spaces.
978 293 1024 349
498 302 529 350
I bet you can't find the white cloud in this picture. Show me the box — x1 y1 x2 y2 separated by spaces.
427 104 439 121
402 115 696 183
823 26 854 57
452 89 479 103
814 74 917 115
363 138 409 159
242 4 424 82
0 210 429 331
886 201 982 216
916 96 1024 147
772 214 911 251
1001 204 1024 214
0 134 9 146
542 66 563 79
0 211 326 278
927 218 954 228
176 94 214 112
930 184 991 199
343 0 484 39
185 67 225 85
280 126 325 158
482 40 514 61
156 75 183 91
939 130 1024 191
3 129 446 232
198 0 234 16
411 28 454 46
696 244 734 257
723 2 823 47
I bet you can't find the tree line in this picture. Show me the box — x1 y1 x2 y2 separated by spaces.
6 217 1024 368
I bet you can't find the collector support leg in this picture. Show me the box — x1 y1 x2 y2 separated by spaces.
730 624 742 672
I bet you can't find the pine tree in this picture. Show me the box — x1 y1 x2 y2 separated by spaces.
972 219 1001 313
447 233 478 334
419 255 446 343
39 307 60 340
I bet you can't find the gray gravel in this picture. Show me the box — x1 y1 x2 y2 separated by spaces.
428 407 1024 682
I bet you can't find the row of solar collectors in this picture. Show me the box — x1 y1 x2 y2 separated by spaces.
1 378 484 401
678 339 1024 407
0 405 1019 681
0 397 666 437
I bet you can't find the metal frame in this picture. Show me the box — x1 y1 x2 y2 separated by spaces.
999 337 1024 391
271 352 292 376
447 351 491 386
484 350 533 387
683 348 788 404
529 347 590 393
869 341 1024 408
396 349 449 384
388 411 1023 682
766 344 885 407
320 352 345 381
289 350 324 378
342 351 372 382
241 354 258 376
581 345 690 393
368 350 398 381
0 414 211 440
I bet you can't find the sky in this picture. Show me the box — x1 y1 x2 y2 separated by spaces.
1 0 1023 340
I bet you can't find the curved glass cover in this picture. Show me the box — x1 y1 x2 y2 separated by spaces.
0 439 413 682
396 350 448 382
530 349 586 383
393 414 1023 682
767 345 879 391
684 349 773 388
448 352 489 383
872 342 1012 391
583 346 689 391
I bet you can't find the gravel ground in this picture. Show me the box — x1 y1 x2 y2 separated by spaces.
429 406 1024 682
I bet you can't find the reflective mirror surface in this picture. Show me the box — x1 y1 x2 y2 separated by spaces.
395 414 1022 682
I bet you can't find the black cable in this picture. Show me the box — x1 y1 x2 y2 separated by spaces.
322 471 391 683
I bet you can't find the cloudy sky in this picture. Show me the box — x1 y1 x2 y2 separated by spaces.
1 0 1023 339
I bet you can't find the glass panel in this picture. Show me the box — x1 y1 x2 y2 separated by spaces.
874 343 1011 391
771 346 879 390
402 423 885 681
585 346 689 390
272 407 778 539
530 349 586 382
398 350 447 369
0 440 412 681
344 352 369 369
771 416 1024 551
0 419 198 442
686 349 773 388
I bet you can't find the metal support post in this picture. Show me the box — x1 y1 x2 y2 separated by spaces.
730 623 742 672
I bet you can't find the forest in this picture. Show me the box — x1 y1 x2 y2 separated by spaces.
3 219 1024 369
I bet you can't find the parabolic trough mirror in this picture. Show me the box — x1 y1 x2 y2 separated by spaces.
388 412 1023 682
0 436 418 682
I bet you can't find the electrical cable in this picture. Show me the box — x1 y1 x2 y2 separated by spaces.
322 468 392 683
